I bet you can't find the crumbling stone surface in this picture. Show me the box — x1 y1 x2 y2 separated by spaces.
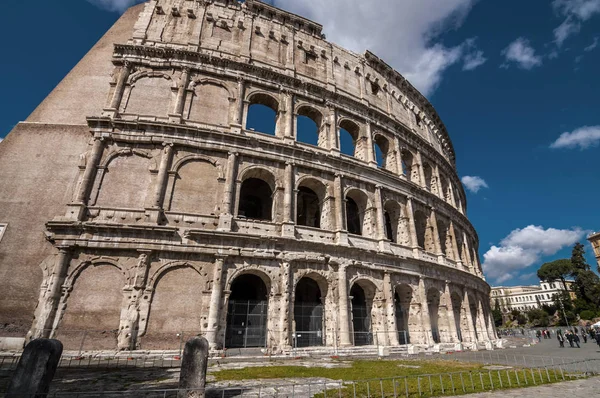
0 0 496 353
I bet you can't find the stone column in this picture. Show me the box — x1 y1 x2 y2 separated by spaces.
171 68 190 120
106 62 131 115
152 144 174 208
327 104 339 152
218 152 238 231
448 182 457 207
283 91 295 140
117 251 151 350
279 261 292 350
406 197 419 251
33 249 71 339
337 264 352 346
206 256 226 349
476 298 489 341
443 282 459 343
394 137 403 177
334 174 348 245
374 186 389 251
383 273 399 346
233 78 246 128
416 152 427 188
449 222 461 264
73 137 105 212
282 162 295 237
429 210 444 260
418 277 433 346
463 291 478 343
365 122 377 167
433 165 443 198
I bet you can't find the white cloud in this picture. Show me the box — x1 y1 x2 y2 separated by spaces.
271 0 481 97
584 37 598 51
461 176 489 193
482 225 586 283
550 125 600 149
87 0 145 13
552 0 600 46
501 37 543 70
553 18 581 47
462 38 487 71
553 0 600 20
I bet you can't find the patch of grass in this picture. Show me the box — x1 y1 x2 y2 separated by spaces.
212 359 481 381
212 359 581 397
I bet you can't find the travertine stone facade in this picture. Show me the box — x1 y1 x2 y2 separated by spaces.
588 232 600 268
0 0 496 352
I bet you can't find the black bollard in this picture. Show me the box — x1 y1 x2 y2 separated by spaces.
178 336 209 398
6 338 63 397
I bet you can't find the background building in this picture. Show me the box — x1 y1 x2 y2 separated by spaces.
491 281 575 312
0 0 496 352
588 232 600 268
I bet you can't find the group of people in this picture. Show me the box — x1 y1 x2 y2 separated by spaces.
554 327 600 348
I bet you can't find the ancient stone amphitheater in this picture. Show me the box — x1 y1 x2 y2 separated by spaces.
0 0 497 354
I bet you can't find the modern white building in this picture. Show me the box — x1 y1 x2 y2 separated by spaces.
490 281 574 312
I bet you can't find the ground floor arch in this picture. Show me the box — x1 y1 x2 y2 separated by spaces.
225 273 269 348
395 284 413 344
293 276 325 347
427 288 441 344
350 281 376 346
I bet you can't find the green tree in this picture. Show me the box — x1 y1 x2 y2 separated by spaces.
552 291 576 326
492 299 503 327
527 308 550 327
571 242 590 272
537 259 573 291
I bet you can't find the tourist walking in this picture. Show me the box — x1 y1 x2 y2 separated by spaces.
595 332 600 348
557 330 565 348
566 331 574 347
582 331 587 343
573 332 581 348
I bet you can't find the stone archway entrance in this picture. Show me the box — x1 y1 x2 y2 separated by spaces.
293 277 324 347
350 283 372 346
225 274 268 348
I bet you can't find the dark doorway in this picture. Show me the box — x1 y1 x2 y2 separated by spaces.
351 284 372 346
395 291 410 344
293 278 324 347
346 197 361 235
297 187 321 228
225 274 269 348
238 178 273 221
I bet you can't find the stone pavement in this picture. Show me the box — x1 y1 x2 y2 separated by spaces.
447 377 600 397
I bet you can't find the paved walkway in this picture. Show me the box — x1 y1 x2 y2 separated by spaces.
447 377 600 397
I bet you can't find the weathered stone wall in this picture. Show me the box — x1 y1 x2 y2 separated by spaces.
0 0 496 352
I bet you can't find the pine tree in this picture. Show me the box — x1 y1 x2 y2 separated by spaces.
571 242 590 272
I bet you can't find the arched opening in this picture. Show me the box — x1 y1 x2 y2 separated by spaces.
384 212 394 242
346 197 361 235
296 187 321 228
413 210 428 249
296 106 324 147
350 283 373 346
345 189 371 237
383 200 402 244
395 284 413 344
238 178 273 221
469 295 479 341
225 274 269 348
427 288 441 344
373 135 394 172
423 163 433 192
437 219 449 256
294 277 324 347
339 119 360 157
401 150 413 177
246 93 279 136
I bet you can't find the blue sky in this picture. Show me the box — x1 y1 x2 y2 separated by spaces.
1 0 598 286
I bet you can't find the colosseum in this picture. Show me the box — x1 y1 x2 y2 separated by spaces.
0 0 497 354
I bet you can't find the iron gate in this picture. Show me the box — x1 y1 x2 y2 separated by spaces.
293 302 324 347
225 300 268 348
352 304 373 346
